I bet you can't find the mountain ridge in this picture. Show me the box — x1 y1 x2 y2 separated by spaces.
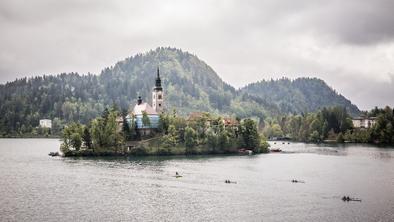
0 47 360 135
240 77 360 115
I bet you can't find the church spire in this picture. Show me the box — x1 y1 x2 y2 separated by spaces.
157 67 160 79
152 66 164 113
155 66 162 90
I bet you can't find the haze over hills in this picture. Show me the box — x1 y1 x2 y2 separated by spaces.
0 47 359 134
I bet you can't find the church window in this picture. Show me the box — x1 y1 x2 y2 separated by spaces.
158 95 162 99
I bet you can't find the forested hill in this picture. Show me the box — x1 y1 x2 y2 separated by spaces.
0 47 359 135
240 78 360 116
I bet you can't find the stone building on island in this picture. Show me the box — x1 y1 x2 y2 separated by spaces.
126 67 164 136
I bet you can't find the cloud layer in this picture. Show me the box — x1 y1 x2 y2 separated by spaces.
1 0 394 110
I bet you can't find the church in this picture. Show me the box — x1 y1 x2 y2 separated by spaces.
126 67 164 135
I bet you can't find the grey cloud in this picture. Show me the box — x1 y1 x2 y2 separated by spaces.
224 0 394 45
309 0 394 45
0 0 393 109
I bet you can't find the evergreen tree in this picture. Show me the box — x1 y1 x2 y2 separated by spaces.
142 111 151 127
184 126 197 153
122 116 131 141
82 127 92 149
70 133 82 151
240 119 260 151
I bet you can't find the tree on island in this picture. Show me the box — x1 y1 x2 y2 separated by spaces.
184 126 197 153
61 122 84 153
70 133 82 151
122 115 131 141
239 119 260 151
142 111 151 128
60 109 271 156
82 126 92 150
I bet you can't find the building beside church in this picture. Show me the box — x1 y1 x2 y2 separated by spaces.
126 67 164 135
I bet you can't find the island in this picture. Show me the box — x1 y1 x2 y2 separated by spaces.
60 68 269 157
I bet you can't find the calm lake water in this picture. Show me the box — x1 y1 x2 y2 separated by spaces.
0 139 393 222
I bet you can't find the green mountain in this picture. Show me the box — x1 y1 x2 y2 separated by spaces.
240 78 360 116
0 47 359 135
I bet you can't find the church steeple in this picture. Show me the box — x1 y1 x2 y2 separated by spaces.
155 67 162 90
152 66 164 113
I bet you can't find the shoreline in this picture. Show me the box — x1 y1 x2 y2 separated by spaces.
60 146 259 157
0 135 60 139
61 151 247 157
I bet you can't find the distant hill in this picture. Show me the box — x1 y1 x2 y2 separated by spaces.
0 47 359 135
240 78 360 116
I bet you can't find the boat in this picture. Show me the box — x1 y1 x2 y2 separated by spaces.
270 148 282 153
342 196 361 202
48 151 59 157
238 149 253 155
225 180 237 184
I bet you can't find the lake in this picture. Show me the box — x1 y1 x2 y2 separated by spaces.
0 139 393 221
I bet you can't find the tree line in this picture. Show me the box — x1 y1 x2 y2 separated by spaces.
61 108 269 156
344 106 394 144
262 106 394 145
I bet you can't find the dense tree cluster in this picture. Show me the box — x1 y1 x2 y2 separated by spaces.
61 109 269 156
61 107 125 155
263 107 353 143
154 112 269 155
262 106 394 145
345 106 394 144
241 77 360 116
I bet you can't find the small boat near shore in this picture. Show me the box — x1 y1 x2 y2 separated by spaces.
48 151 59 157
270 148 282 153
238 149 253 155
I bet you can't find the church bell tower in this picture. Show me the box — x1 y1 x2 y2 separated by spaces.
152 67 164 113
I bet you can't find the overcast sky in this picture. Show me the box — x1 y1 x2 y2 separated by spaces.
1 0 394 110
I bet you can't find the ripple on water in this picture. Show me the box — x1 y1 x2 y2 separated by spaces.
0 139 393 221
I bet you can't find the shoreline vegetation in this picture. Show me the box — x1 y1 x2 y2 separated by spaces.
262 106 394 146
60 108 270 157
2 106 393 152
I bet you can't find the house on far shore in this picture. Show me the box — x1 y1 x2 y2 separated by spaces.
352 117 377 128
39 119 52 128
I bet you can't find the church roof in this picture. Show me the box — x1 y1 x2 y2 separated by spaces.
133 102 158 115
